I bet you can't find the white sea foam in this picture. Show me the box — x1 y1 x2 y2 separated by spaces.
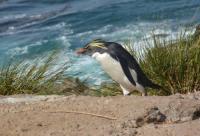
55 35 71 48
1 14 27 21
6 34 72 57
2 22 72 37
75 20 195 48
6 41 44 57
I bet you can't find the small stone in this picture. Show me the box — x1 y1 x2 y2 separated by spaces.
37 123 43 127
145 107 166 123
76 124 80 129
21 128 29 132
136 117 145 127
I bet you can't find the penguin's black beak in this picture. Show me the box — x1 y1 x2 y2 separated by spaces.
76 48 87 55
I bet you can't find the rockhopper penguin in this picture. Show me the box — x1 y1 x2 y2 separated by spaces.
76 39 161 96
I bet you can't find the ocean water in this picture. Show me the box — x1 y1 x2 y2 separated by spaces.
0 0 200 85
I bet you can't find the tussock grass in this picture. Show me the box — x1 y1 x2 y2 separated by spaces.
124 33 200 95
0 52 68 95
95 83 122 96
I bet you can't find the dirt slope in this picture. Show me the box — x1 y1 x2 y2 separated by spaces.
0 93 200 136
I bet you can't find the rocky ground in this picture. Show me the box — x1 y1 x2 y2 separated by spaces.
0 92 200 136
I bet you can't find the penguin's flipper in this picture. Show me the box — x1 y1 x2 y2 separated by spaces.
110 51 136 86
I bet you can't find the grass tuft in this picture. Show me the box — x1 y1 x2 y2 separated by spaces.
0 52 68 95
124 33 200 95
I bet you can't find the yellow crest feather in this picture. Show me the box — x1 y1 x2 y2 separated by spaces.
88 39 107 49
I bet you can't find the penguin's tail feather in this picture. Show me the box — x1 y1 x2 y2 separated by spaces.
148 82 162 89
148 82 169 94
147 81 169 93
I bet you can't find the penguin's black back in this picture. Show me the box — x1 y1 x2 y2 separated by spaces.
106 42 160 89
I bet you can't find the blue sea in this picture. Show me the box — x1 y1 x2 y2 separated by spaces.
0 0 200 85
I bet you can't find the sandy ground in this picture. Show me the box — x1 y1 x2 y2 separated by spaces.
0 93 200 136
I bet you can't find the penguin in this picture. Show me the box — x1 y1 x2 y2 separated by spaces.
76 39 161 96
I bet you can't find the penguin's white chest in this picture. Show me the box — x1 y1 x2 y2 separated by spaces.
92 52 137 90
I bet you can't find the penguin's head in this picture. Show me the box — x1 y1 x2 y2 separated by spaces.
76 39 108 56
